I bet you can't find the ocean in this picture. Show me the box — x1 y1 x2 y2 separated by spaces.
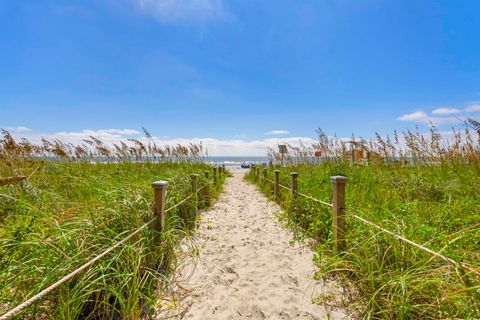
206 156 269 167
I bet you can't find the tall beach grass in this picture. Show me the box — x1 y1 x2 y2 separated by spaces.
248 125 480 319
0 131 223 319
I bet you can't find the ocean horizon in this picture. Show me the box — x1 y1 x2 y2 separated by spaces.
206 156 269 167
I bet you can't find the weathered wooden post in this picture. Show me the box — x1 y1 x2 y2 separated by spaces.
213 167 218 184
263 167 267 180
290 172 298 198
279 144 287 167
152 181 168 232
191 174 199 207
274 170 280 200
255 167 260 182
331 176 347 251
350 142 355 165
204 170 210 180
190 174 199 228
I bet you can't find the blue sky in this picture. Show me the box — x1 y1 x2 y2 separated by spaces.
1 0 480 155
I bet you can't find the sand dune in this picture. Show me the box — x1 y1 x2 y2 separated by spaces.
157 169 350 320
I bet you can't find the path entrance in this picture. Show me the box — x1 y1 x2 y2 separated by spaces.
157 169 349 319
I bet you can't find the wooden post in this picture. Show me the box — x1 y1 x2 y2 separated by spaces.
190 174 199 228
263 167 267 180
213 167 217 184
191 174 199 206
290 172 298 198
274 170 280 200
152 181 168 231
204 170 210 180
331 176 347 251
350 142 355 164
279 145 287 167
255 167 259 182
222 164 226 175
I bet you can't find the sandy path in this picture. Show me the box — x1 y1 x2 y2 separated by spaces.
157 169 349 320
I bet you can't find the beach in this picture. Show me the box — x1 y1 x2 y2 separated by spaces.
157 168 349 319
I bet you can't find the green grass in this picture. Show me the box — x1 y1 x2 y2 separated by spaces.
0 160 223 319
247 163 480 319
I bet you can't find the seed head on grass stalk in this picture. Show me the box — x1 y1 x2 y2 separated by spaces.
0 131 221 319
249 125 480 319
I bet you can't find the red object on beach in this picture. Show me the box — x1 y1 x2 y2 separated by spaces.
314 150 322 157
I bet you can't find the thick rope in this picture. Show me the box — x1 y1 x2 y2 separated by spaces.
257 173 478 276
278 183 291 191
344 209 480 276
296 191 333 208
0 191 198 320
165 193 194 213
265 177 274 184
259 175 332 208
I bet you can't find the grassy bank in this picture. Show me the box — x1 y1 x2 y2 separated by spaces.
247 163 480 319
0 159 223 319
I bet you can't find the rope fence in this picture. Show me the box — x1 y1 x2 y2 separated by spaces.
345 209 480 276
0 216 158 320
297 191 333 208
257 167 333 208
0 167 225 320
250 165 480 277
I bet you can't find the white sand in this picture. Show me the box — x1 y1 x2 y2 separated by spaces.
156 169 350 320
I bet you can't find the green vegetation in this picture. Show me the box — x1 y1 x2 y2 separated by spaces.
247 126 480 319
0 132 223 319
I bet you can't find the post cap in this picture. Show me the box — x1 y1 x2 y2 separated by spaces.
330 176 347 183
190 173 199 177
274 169 280 173
290 172 299 177
152 181 168 189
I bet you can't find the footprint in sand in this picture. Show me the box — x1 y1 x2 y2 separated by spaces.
155 169 350 320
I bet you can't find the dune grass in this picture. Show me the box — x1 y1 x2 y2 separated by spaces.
0 159 223 319
247 161 480 319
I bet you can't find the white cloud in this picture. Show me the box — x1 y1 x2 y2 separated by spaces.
432 107 461 115
100 129 141 135
1 126 33 133
465 104 480 112
397 111 460 125
132 0 229 23
5 127 314 156
53 129 140 141
185 136 315 156
397 111 428 122
265 130 290 136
